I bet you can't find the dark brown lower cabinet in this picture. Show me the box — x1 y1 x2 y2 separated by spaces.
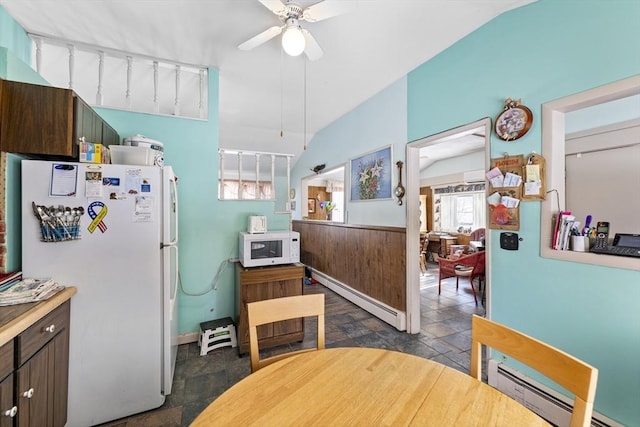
0 301 70 427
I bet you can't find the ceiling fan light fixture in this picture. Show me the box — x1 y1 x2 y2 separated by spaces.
282 22 305 56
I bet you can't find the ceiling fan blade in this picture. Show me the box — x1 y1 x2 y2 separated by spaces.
302 29 323 61
238 25 284 51
302 0 349 22
257 0 288 17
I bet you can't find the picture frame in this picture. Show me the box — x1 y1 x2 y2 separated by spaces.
494 98 533 142
350 145 393 201
307 198 316 213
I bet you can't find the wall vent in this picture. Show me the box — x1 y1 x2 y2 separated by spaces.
488 360 621 427
463 169 485 183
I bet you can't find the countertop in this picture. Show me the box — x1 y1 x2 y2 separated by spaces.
0 287 77 347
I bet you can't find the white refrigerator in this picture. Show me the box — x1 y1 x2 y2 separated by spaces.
21 159 179 427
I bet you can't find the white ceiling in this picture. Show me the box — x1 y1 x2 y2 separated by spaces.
0 0 536 167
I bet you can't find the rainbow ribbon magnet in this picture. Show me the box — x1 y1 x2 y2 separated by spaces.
87 201 108 233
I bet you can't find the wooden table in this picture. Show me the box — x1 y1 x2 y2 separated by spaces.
191 347 549 426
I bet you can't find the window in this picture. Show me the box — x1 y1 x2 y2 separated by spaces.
541 75 640 271
218 149 292 204
434 186 485 233
219 180 273 200
330 190 344 222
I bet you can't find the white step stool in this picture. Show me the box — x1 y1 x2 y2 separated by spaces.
198 317 237 356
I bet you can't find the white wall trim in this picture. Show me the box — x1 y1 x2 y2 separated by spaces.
406 118 492 333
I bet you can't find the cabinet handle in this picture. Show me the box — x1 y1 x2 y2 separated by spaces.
3 406 17 417
22 388 35 399
43 324 56 333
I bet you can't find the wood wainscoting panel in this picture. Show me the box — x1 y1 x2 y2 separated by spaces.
293 220 406 311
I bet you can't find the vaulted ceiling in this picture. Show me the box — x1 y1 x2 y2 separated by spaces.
0 0 536 166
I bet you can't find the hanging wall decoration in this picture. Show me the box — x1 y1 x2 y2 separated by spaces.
394 161 405 205
494 98 533 141
350 145 392 201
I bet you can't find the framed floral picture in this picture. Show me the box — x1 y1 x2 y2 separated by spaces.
307 198 316 213
350 145 392 201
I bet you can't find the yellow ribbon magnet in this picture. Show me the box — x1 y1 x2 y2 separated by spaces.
87 201 108 233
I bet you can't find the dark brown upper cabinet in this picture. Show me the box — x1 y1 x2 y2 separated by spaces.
0 79 119 158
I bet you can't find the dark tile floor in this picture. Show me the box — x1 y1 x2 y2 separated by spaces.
101 264 484 426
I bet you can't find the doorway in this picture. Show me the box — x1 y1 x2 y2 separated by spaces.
405 118 491 334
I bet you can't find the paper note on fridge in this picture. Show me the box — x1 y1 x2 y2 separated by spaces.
50 164 78 196
134 196 153 222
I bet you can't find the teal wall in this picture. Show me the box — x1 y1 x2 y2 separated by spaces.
291 77 407 226
408 1 639 424
96 103 291 334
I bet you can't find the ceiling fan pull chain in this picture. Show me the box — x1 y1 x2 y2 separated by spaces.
280 47 284 138
304 57 307 150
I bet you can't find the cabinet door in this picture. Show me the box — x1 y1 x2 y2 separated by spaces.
102 122 120 147
16 345 50 427
271 279 303 337
15 301 70 427
242 282 273 342
0 375 15 427
16 330 68 427
0 80 74 156
50 325 69 427
74 96 99 144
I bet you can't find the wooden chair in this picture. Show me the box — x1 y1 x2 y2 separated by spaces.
436 251 483 305
419 234 429 273
470 315 598 427
248 294 325 372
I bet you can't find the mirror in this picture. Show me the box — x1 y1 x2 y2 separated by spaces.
541 75 640 271
302 165 346 222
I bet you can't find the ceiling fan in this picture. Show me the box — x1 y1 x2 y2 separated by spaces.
238 0 347 61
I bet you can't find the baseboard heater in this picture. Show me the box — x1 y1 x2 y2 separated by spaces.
311 269 406 331
488 360 620 427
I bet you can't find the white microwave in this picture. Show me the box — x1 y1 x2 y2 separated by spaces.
239 231 300 267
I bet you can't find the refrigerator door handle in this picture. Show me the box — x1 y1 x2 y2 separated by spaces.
168 175 178 246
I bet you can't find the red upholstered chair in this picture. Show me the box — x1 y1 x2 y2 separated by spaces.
469 228 486 242
436 251 484 305
448 244 470 259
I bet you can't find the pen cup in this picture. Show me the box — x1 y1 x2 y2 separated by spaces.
571 236 589 252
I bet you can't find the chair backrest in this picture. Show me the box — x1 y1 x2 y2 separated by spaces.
472 250 485 276
470 315 598 427
449 244 469 258
469 228 485 241
248 294 325 372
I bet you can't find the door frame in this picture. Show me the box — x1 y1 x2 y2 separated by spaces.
405 118 492 333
